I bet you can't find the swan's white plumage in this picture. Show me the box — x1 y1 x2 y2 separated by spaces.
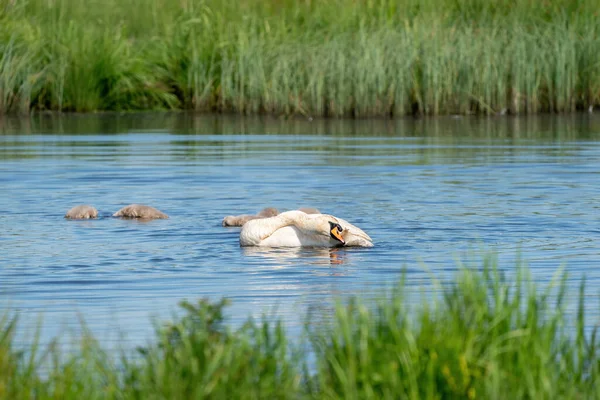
239 210 373 247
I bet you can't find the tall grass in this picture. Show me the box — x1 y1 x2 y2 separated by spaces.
1 0 599 116
2 257 599 398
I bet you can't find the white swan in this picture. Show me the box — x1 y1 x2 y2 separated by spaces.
239 210 373 247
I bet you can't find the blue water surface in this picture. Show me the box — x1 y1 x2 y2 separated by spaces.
1 114 599 348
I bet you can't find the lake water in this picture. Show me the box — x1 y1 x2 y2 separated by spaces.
1 113 599 348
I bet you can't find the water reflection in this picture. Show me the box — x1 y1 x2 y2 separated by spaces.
2 113 600 141
242 247 349 267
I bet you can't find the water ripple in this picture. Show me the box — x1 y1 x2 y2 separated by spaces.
1 114 600 348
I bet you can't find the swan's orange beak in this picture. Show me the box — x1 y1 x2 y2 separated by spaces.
330 225 345 245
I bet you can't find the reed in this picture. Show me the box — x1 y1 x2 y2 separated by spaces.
0 0 599 116
309 258 600 399
2 256 599 398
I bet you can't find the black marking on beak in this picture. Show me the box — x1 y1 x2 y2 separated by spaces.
329 221 345 245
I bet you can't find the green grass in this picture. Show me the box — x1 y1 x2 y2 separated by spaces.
1 256 599 399
0 0 599 116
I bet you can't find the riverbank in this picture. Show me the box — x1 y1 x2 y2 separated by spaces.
1 260 598 398
1 0 599 116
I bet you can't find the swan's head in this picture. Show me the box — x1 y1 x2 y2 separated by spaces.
288 213 346 247
327 216 374 247
303 213 373 247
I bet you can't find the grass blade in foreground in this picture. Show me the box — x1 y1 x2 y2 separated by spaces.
1 256 598 398
310 258 600 399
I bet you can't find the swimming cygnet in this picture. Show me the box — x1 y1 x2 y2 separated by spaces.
65 205 98 219
297 207 320 214
222 207 279 227
222 207 321 227
113 204 169 219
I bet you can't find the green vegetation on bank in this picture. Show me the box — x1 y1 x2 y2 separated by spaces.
1 258 599 399
1 0 599 116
